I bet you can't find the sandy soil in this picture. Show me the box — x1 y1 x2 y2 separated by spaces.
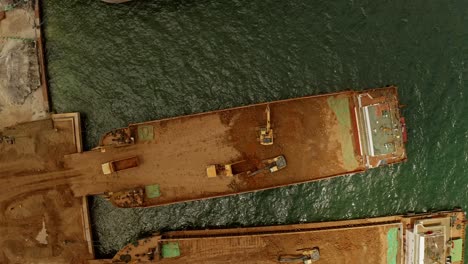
1 188 91 264
0 7 37 39
0 116 93 264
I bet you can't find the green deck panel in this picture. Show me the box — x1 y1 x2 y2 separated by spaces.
327 96 359 170
161 242 181 258
137 125 154 141
386 228 398 264
4 5 14 11
145 184 160 199
451 238 463 262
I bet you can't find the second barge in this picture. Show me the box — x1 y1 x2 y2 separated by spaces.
66 86 407 208
89 210 465 263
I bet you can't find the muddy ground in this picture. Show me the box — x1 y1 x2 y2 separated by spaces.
0 116 93 264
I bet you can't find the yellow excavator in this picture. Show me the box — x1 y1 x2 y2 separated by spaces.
279 248 320 263
259 105 274 145
207 155 287 178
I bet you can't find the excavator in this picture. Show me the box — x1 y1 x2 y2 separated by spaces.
206 155 287 178
248 155 287 177
259 105 274 145
278 248 320 264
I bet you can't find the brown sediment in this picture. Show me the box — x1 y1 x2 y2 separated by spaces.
93 210 465 264
0 114 93 264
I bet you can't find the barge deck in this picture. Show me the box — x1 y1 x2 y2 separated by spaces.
66 86 406 208
90 210 465 264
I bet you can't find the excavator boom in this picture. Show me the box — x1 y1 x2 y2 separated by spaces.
266 105 271 132
259 105 274 145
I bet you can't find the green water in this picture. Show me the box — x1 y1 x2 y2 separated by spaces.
43 0 468 258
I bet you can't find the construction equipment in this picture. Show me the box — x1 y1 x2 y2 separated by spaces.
107 187 145 208
249 155 287 176
278 248 320 264
101 156 139 175
259 105 274 145
207 156 286 178
104 184 161 208
206 160 253 178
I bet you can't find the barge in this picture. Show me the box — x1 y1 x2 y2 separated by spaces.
89 210 465 264
66 86 407 208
